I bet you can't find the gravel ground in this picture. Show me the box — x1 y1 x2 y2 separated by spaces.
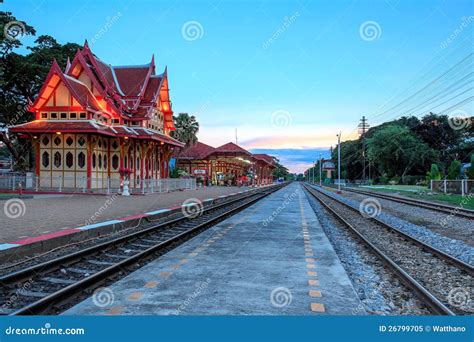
340 190 473 246
304 188 431 315
315 186 474 266
307 186 473 315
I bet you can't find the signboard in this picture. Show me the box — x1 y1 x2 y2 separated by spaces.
193 169 207 175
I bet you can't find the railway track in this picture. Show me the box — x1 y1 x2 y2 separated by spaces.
303 183 473 316
341 186 474 220
0 183 287 315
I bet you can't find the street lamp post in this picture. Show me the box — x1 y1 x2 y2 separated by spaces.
319 153 322 187
337 132 341 192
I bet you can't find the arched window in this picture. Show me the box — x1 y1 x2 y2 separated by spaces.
78 152 86 168
124 156 128 168
98 154 102 169
78 136 86 146
92 153 96 169
42 151 50 168
54 152 62 168
112 155 119 170
104 155 108 170
66 152 74 168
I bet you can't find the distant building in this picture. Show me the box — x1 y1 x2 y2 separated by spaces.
175 142 275 186
322 159 335 179
9 42 183 190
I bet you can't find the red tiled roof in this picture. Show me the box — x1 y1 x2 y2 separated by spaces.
9 121 184 147
113 66 150 97
9 120 116 136
176 142 215 159
214 142 252 156
18 42 180 143
63 75 102 112
253 154 275 165
142 76 163 103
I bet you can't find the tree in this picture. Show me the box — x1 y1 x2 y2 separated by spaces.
427 163 442 181
366 124 437 181
272 158 290 180
331 140 364 181
411 113 465 170
447 160 461 180
1 11 81 169
171 113 199 147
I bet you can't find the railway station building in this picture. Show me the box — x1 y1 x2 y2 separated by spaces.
9 42 184 190
175 142 275 186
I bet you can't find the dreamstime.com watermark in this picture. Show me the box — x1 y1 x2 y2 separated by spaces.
90 12 123 45
263 11 300 50
440 192 473 228
447 110 472 131
3 198 26 219
262 189 299 226
3 20 26 41
92 287 115 308
181 21 204 41
2 280 34 310
181 198 204 218
84 193 119 226
359 20 382 41
358 197 382 218
173 278 211 314
270 109 292 129
4 323 85 336
7 103 29 127
440 16 474 49
447 287 473 313
270 287 292 308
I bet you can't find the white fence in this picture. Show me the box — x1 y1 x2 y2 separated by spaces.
0 173 196 194
430 179 474 196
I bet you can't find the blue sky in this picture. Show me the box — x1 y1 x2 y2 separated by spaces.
4 0 473 172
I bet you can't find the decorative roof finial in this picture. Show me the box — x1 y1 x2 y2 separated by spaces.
65 57 72 73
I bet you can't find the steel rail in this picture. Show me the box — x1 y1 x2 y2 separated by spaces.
303 183 473 316
1 183 287 315
342 186 474 220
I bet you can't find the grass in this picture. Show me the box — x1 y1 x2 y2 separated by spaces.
360 184 426 192
357 185 474 210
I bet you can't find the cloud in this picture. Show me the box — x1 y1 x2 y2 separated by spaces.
250 148 332 173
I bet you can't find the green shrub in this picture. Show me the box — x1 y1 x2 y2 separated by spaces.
447 160 461 180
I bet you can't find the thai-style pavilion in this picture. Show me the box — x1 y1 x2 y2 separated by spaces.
9 42 184 190
175 142 275 185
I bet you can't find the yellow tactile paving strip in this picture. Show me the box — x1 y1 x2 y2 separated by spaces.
106 203 262 315
299 193 325 314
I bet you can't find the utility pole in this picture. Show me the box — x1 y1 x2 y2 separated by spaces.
337 132 341 192
313 160 317 184
235 128 238 145
358 116 370 183
319 153 322 187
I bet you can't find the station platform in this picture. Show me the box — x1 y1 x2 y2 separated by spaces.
65 183 363 315
0 186 254 260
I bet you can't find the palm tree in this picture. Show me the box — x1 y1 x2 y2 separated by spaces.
171 113 199 147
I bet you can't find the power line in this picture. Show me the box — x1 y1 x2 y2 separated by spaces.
371 53 473 123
